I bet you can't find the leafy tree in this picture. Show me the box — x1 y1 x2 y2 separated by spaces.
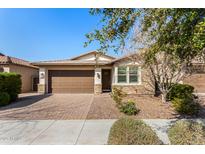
85 9 205 102
84 9 138 53
85 9 205 62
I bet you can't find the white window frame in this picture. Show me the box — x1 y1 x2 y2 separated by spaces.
117 66 127 83
114 65 141 85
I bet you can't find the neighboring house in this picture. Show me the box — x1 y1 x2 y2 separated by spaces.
32 51 152 94
0 53 39 92
184 58 205 93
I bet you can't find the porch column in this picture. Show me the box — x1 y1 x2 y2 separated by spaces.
94 67 102 94
38 68 46 93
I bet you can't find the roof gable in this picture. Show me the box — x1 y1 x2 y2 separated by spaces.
70 51 115 61
33 51 116 66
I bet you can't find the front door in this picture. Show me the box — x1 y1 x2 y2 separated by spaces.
102 69 111 92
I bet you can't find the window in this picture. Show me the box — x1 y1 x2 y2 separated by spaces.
117 66 127 83
116 66 140 84
129 66 138 83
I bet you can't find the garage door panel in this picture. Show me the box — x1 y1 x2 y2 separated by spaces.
51 81 93 86
48 70 94 93
52 88 93 93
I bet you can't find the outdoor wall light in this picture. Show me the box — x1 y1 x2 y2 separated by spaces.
40 72 45 79
97 73 101 79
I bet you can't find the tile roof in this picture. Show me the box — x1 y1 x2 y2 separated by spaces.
0 54 38 69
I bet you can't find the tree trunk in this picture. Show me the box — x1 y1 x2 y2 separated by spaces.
161 92 168 103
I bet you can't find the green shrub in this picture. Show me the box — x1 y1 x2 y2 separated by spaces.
167 83 200 115
167 83 194 100
120 100 140 115
168 120 205 145
0 92 10 106
108 118 162 145
110 87 127 107
0 73 21 102
172 97 200 115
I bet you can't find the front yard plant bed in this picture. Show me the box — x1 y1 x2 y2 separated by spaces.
167 83 194 101
108 118 162 145
167 83 200 116
110 87 140 116
168 120 205 145
172 97 200 116
120 100 140 115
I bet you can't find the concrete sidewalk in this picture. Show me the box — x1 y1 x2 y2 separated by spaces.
0 120 116 145
1 119 205 145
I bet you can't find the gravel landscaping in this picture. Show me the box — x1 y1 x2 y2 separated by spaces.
87 94 177 119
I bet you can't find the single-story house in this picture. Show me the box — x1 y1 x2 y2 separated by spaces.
0 53 39 92
33 51 205 94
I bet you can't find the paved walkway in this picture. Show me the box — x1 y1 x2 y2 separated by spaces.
0 94 94 120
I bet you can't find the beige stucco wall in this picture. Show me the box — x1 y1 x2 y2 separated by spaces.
43 65 95 70
9 64 38 93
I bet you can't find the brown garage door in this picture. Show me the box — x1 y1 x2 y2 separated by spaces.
48 70 94 93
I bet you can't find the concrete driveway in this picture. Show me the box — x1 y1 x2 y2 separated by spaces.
0 120 116 145
0 93 94 120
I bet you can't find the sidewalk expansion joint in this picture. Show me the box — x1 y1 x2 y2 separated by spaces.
28 120 56 145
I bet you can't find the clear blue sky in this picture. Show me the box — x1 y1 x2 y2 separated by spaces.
0 9 121 62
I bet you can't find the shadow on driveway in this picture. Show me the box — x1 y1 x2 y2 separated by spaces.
0 93 51 111
0 93 94 120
